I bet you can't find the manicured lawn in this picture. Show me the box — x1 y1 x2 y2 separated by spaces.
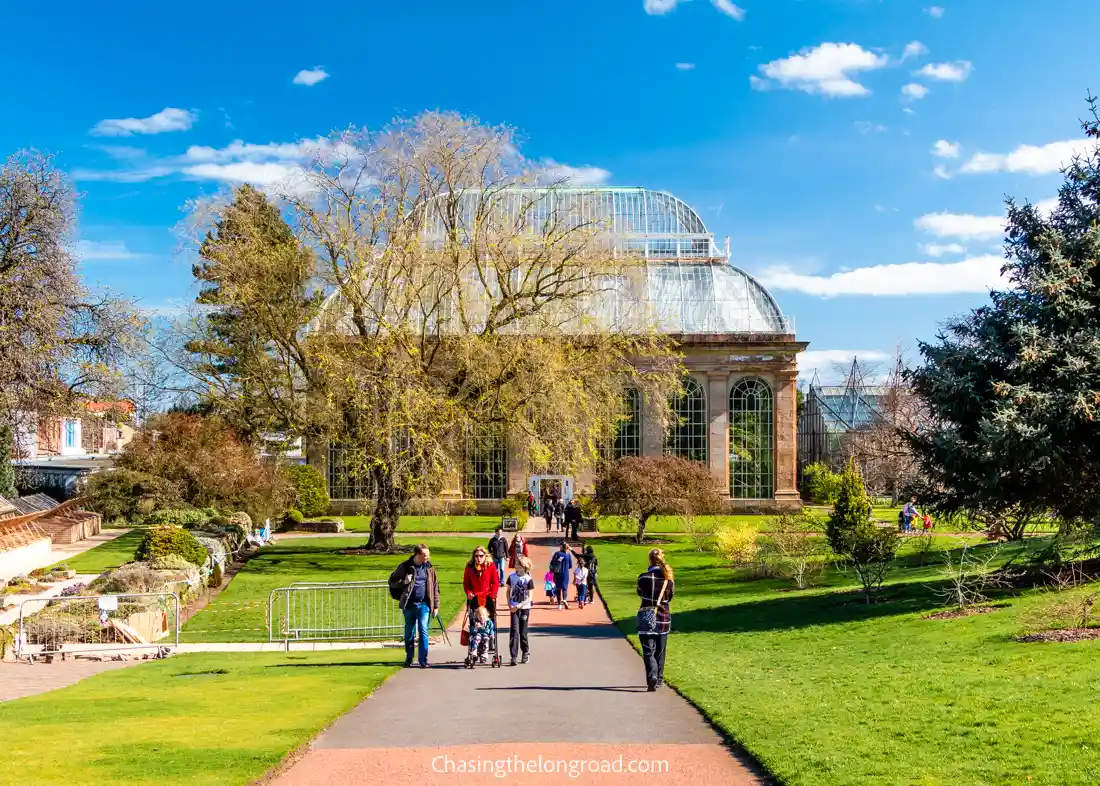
594 535 1100 786
181 536 482 642
0 650 401 786
339 515 501 533
50 529 144 574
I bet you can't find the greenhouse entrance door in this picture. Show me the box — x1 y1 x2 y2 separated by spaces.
528 475 574 505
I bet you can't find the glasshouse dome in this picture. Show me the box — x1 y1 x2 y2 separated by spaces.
317 186 807 513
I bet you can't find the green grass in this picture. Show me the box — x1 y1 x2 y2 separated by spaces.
595 534 1100 786
0 650 401 786
50 529 145 574
338 515 500 532
181 536 483 642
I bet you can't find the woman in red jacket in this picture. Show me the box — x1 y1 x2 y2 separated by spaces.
463 546 500 618
508 533 529 569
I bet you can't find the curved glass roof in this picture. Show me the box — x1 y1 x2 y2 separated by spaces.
319 187 791 336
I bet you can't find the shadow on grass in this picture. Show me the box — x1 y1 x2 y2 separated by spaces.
611 577 994 636
476 685 649 693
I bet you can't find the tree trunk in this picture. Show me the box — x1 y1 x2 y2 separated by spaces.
366 469 406 552
635 512 651 544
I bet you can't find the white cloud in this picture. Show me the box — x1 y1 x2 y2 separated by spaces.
75 240 145 261
758 255 1006 296
902 107 916 115
293 67 329 86
855 121 888 135
916 61 973 81
644 0 679 13
712 0 745 20
798 349 889 378
675 62 696 70
1035 196 1060 214
959 139 1095 175
539 160 612 186
919 242 967 257
933 164 952 179
751 43 889 98
926 6 945 18
90 108 195 137
902 41 929 61
72 165 176 183
932 139 960 158
182 162 302 185
915 211 1004 241
902 83 929 100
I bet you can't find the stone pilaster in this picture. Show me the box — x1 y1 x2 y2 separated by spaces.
506 436 527 496
640 393 665 458
707 373 730 495
774 368 800 506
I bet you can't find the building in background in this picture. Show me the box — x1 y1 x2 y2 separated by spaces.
318 187 807 513
797 360 886 480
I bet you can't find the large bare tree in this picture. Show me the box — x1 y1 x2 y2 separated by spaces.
183 113 682 550
0 151 138 432
842 346 927 503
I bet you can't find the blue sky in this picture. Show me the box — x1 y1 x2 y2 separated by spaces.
2 0 1098 381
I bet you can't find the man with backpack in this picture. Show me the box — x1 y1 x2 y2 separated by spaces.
550 541 574 609
388 544 440 668
488 526 509 587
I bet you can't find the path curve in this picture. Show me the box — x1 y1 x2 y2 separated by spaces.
272 518 765 785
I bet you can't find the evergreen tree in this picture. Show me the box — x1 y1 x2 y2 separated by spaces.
906 97 1100 533
0 424 17 499
185 185 321 440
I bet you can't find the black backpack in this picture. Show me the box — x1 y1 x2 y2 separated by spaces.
387 562 410 601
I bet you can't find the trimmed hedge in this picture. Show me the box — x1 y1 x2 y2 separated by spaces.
133 526 209 568
284 464 330 518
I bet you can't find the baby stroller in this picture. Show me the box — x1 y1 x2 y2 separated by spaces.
462 601 502 669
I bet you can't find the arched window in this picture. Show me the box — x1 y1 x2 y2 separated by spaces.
463 425 507 499
664 377 707 463
607 388 642 460
730 378 774 499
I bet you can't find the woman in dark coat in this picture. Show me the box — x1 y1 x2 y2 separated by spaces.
636 548 675 691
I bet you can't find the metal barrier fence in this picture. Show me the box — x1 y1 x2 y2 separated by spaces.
268 581 405 645
16 592 180 660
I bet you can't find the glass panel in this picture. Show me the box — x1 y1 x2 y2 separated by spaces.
463 425 507 499
664 378 707 463
730 379 774 499
327 445 375 500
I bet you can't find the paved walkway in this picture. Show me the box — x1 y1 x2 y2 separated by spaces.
272 519 764 785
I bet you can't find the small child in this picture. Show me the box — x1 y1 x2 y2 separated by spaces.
544 569 556 601
468 606 495 664
922 514 933 532
573 558 589 609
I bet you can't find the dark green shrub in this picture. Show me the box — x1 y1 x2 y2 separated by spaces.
283 464 330 518
134 526 208 567
86 469 184 522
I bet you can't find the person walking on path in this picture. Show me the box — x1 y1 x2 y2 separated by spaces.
506 555 534 665
463 546 500 620
550 541 574 609
387 544 440 669
565 498 583 540
508 532 529 569
488 527 509 586
573 558 589 608
554 498 565 532
637 548 675 691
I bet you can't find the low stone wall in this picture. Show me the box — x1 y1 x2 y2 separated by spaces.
295 519 345 534
0 538 52 583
